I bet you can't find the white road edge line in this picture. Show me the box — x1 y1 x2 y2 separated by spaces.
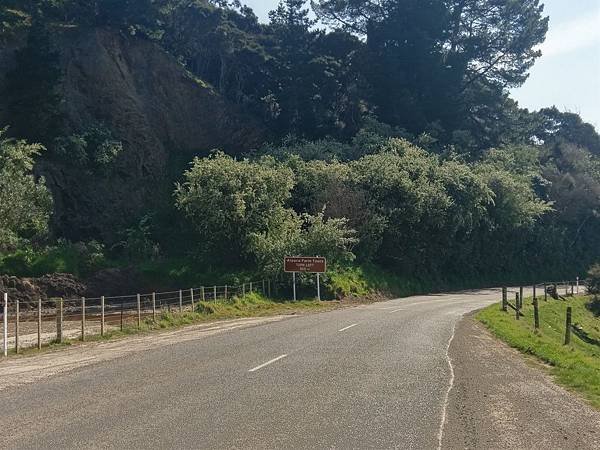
338 323 358 332
248 354 288 372
437 320 458 450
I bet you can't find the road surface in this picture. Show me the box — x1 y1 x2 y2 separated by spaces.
1 288 598 449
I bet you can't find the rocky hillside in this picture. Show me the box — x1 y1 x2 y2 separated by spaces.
0 27 264 241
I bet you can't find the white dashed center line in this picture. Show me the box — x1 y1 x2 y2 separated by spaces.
248 354 288 372
338 323 359 332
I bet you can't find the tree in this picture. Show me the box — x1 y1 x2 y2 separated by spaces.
174 152 295 265
534 107 600 156
0 128 53 251
5 18 63 144
313 0 548 145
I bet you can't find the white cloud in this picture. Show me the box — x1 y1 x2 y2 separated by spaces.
540 13 600 58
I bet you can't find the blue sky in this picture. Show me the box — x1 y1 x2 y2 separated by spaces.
244 0 600 129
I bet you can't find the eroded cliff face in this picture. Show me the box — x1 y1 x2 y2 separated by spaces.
1 28 264 241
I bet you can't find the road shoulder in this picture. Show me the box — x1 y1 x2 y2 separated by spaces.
443 315 600 449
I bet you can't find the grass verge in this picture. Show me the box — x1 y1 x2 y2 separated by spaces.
477 295 600 409
4 293 338 358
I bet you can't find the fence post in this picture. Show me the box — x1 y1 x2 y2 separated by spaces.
100 296 105 337
533 297 539 329
15 299 19 354
533 284 537 301
224 285 228 301
179 290 183 313
81 297 86 341
576 277 579 295
56 297 64 343
502 287 507 312
564 306 572 345
242 283 246 297
38 298 42 349
544 283 547 301
268 280 271 298
201 286 205 302
515 293 520 320
137 294 141 329
519 286 523 307
190 288 195 311
565 282 568 296
3 293 7 357
152 292 156 321
571 282 574 296
120 300 124 331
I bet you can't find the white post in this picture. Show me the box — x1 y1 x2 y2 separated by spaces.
292 272 297 302
316 273 321 301
3 293 8 357
179 290 183 313
576 277 579 295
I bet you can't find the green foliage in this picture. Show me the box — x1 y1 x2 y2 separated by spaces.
53 124 123 172
176 152 357 277
0 240 106 277
588 264 600 296
5 18 63 144
175 151 295 264
0 129 52 251
478 296 600 409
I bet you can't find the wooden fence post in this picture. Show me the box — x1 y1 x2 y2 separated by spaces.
201 286 205 302
152 292 156 321
100 295 105 337
15 299 19 354
502 287 507 312
120 300 124 331
533 297 539 329
564 306 572 345
544 283 547 301
533 284 537 301
137 294 141 329
81 297 86 341
515 293 520 320
56 297 64 343
213 286 217 301
519 286 524 307
179 290 183 313
38 298 42 349
224 285 228 301
190 288 195 311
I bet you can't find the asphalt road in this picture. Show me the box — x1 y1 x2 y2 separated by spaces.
0 288 540 449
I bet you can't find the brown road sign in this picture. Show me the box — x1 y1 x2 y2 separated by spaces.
284 257 326 273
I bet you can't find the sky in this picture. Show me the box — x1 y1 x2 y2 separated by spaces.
244 0 600 129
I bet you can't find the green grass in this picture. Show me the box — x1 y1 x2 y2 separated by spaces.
6 293 336 358
477 295 600 409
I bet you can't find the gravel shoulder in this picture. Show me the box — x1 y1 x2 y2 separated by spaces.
443 315 600 449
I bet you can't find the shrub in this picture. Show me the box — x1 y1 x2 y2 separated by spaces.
587 264 600 296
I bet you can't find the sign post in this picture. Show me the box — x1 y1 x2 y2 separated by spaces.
284 257 327 301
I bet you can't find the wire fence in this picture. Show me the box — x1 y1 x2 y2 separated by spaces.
1 279 270 355
501 279 590 337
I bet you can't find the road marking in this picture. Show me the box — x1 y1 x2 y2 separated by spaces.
248 354 288 372
389 308 405 313
338 323 359 332
437 321 458 450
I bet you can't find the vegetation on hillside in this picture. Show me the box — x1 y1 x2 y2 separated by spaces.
0 0 598 292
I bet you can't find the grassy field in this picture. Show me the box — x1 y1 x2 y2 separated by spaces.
477 295 600 409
